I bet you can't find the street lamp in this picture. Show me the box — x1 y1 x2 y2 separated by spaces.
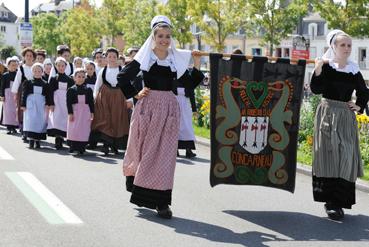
193 31 204 51
25 0 29 22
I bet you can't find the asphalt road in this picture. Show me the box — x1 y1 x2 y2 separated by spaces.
0 124 369 247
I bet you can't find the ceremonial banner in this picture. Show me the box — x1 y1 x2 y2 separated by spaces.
209 54 306 192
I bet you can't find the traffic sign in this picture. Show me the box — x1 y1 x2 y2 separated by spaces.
19 22 33 48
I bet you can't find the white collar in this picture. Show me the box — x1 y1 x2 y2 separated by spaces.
328 59 359 74
149 50 176 72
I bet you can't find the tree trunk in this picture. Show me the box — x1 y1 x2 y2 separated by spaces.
269 1 275 56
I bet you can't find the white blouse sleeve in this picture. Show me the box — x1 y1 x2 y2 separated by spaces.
48 66 56 83
93 69 104 98
11 69 23 93
126 98 134 105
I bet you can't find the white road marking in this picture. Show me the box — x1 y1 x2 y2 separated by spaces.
0 146 14 160
6 172 83 224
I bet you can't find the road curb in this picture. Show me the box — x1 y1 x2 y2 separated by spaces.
195 136 369 193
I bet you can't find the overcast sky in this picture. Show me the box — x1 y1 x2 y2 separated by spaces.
0 0 103 17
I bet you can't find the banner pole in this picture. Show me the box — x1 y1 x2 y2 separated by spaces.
192 51 317 64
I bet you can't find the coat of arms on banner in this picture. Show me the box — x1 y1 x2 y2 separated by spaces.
239 116 269 154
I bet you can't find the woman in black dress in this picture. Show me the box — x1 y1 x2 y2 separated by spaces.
310 29 369 221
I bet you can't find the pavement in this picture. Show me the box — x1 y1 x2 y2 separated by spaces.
195 136 369 193
0 122 368 247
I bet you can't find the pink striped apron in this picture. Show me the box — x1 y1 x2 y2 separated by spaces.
67 95 91 142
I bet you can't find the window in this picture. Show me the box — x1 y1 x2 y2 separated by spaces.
323 23 328 36
308 23 318 39
309 47 317 59
223 45 232 53
252 48 262 56
195 25 201 33
283 48 290 58
191 24 201 34
359 48 367 69
275 48 282 57
0 26 6 32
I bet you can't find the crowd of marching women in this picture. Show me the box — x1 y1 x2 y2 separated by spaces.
0 46 125 154
0 37 200 158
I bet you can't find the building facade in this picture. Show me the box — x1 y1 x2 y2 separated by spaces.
187 12 369 82
0 3 21 54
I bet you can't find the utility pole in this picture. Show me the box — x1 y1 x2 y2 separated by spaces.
25 0 29 22
194 31 204 50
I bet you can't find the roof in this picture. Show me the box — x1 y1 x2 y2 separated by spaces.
0 2 18 23
303 12 325 22
31 0 81 14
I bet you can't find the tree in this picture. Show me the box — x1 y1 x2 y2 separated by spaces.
158 0 193 48
61 1 103 57
98 0 125 46
312 0 369 37
249 0 308 56
30 13 63 56
120 0 159 48
0 45 17 60
187 0 247 52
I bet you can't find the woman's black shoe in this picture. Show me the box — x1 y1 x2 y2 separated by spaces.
185 149 196 158
177 150 180 157
156 206 173 219
102 144 109 155
22 136 28 143
55 137 63 150
111 146 119 155
86 143 97 150
336 207 345 219
8 128 17 134
29 140 35 149
324 203 344 221
35 141 41 149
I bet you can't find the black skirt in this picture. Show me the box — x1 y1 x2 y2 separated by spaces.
67 140 88 151
126 176 172 209
178 140 196 150
312 176 356 209
47 129 66 138
24 131 47 140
